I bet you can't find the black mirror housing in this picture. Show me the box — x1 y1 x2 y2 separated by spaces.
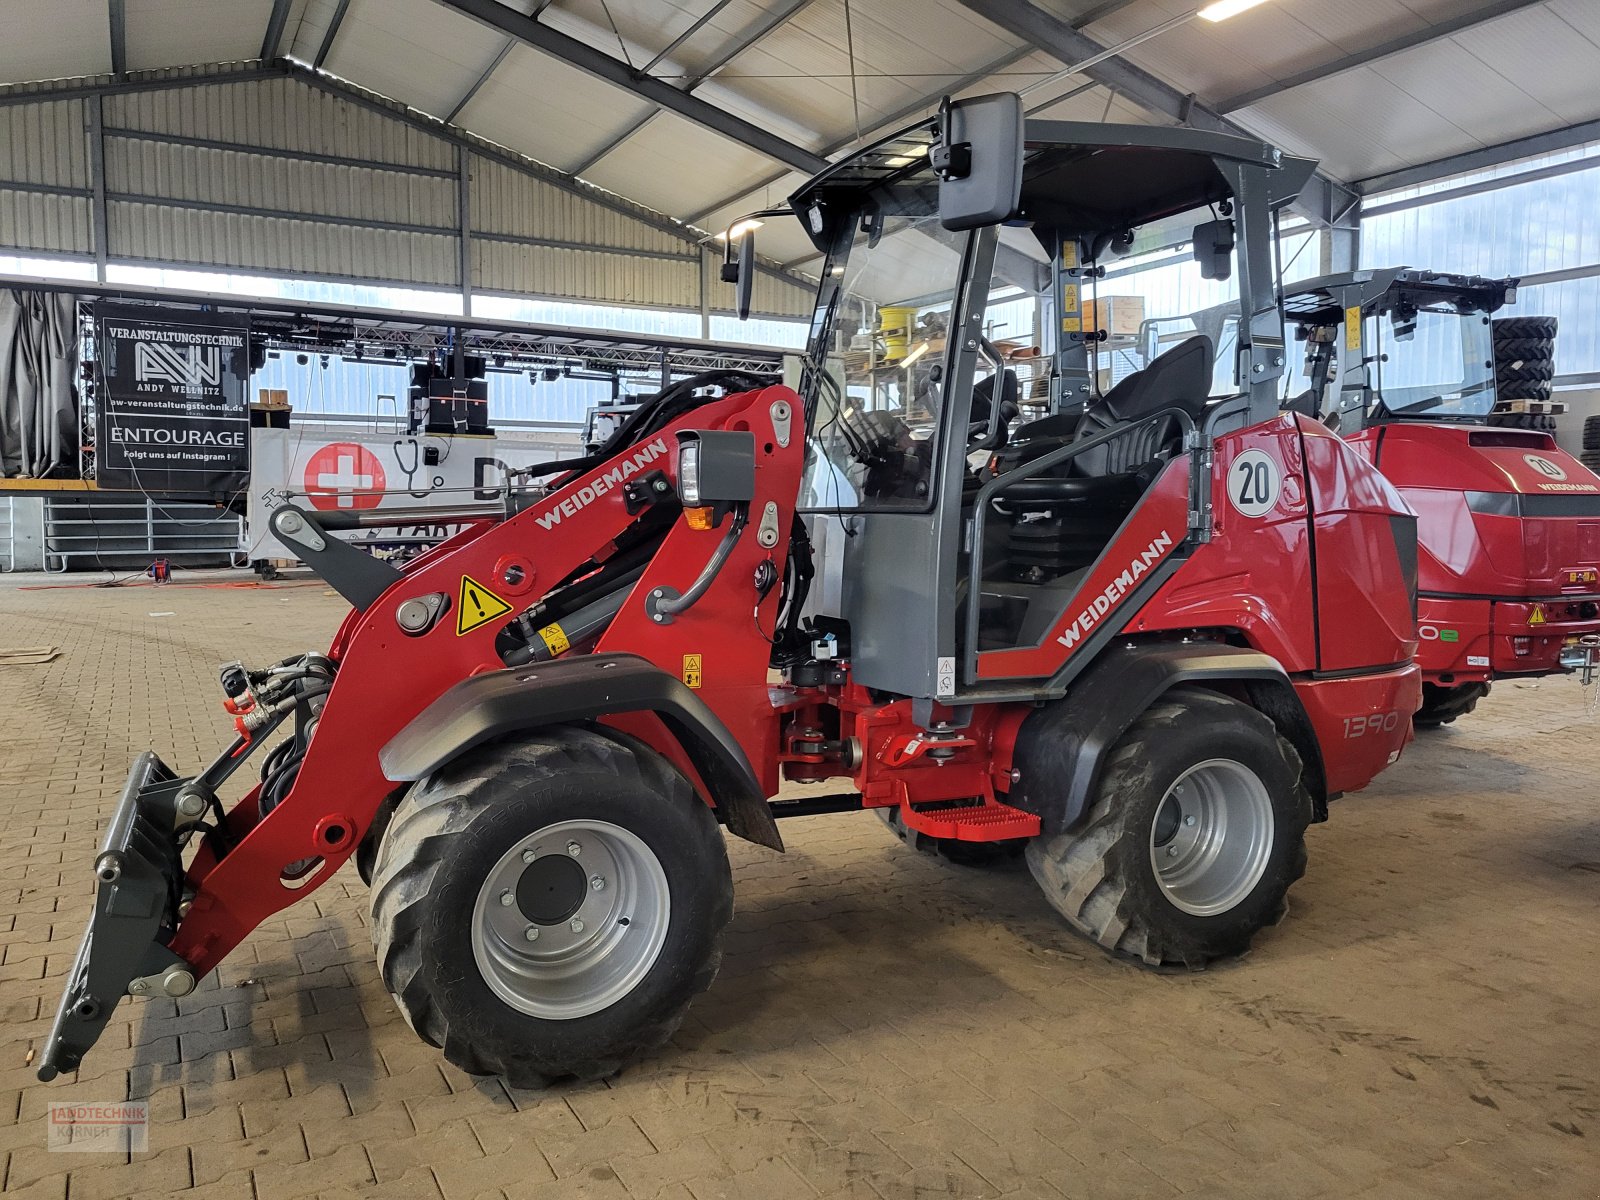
1192 219 1235 281
934 92 1024 232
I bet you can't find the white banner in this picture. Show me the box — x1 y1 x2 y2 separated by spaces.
245 425 581 561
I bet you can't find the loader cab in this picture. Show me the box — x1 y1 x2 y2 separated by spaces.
1281 268 1514 432
784 109 1310 700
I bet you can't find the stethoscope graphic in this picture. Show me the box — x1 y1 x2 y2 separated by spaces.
393 437 447 499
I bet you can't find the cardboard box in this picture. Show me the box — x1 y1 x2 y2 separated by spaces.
257 388 290 409
1083 295 1146 336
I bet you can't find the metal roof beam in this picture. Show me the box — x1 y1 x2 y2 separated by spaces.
679 0 811 90
954 0 1359 228
260 0 294 61
314 0 353 69
568 111 658 176
1069 0 1145 27
1355 116 1600 196
641 0 738 77
573 0 809 174
1216 0 1550 114
0 63 292 107
683 44 1038 227
431 0 827 175
445 39 515 122
444 1 547 124
108 0 127 79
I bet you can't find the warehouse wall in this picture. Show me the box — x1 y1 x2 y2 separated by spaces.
0 66 814 319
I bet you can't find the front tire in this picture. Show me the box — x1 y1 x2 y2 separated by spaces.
369 725 732 1086
1026 688 1309 968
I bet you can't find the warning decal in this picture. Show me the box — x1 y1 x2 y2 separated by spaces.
456 574 513 635
537 623 571 655
682 653 703 689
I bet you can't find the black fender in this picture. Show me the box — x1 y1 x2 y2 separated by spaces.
1006 641 1327 836
379 652 781 850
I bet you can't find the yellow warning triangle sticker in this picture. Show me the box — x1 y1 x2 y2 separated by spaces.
456 574 513 635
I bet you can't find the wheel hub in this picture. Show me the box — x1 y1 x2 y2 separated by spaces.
515 854 587 925
471 819 670 1020
1148 759 1274 917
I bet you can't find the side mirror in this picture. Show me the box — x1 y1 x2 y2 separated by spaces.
932 92 1024 232
736 230 756 321
1192 219 1235 281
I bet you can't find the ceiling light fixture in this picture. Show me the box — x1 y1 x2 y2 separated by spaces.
1197 0 1272 21
719 218 764 240
1021 0 1273 116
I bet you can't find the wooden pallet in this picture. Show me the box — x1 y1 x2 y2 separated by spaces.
1493 399 1566 415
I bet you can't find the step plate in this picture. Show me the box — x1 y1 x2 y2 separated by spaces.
898 802 1040 842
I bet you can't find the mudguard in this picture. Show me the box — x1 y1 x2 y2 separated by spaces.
379 652 781 850
1006 641 1321 835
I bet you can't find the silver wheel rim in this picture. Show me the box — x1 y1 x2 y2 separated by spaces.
1148 759 1274 917
471 819 670 1020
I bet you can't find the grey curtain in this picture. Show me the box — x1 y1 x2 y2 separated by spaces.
0 290 79 478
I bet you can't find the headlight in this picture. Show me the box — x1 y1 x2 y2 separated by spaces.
677 440 701 505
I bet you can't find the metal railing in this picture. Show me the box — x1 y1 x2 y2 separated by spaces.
961 396 1250 684
44 497 247 572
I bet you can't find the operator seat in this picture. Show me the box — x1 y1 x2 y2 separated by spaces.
1073 335 1213 477
998 335 1214 503
984 336 1215 592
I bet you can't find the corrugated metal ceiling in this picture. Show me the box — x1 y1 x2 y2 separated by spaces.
2 0 1596 278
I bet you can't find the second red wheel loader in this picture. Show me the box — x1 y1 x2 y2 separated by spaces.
1282 269 1600 726
41 98 1420 1088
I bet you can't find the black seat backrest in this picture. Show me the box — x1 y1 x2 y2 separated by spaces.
1076 336 1215 477
1101 335 1214 424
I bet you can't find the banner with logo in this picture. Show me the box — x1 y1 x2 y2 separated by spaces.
245 427 574 562
94 304 251 495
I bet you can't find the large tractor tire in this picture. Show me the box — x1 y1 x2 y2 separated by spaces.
876 806 1027 866
1583 415 1600 452
1493 316 1558 341
1413 681 1491 729
1497 379 1554 403
1026 688 1309 969
370 725 733 1086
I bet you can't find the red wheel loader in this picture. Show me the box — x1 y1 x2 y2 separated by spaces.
39 98 1420 1088
1281 269 1600 727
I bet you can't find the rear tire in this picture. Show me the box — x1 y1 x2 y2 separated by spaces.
369 725 732 1086
1413 681 1490 729
1026 688 1309 969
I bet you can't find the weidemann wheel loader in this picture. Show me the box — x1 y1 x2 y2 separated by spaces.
1282 268 1600 727
40 97 1421 1088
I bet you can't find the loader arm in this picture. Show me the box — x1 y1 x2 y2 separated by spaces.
38 383 804 1081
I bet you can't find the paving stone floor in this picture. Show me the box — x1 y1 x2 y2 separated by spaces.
0 570 1596 1199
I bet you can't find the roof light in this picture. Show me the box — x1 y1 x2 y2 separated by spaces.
1197 0 1272 21
719 218 764 240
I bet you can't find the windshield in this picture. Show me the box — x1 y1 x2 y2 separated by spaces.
800 205 968 511
1373 306 1496 418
